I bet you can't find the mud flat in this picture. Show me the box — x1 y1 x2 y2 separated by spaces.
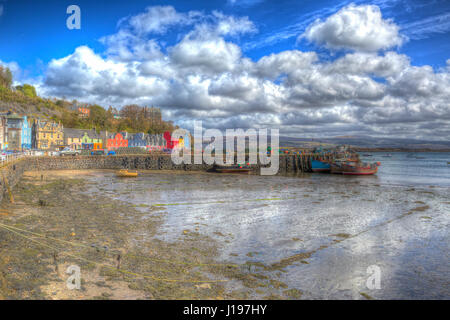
0 169 449 299
0 170 297 300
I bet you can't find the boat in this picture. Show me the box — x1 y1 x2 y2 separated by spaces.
331 160 380 175
382 154 392 158
362 154 372 157
214 164 252 174
311 159 331 173
116 169 138 177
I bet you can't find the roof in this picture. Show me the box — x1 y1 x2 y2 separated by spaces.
6 113 23 120
63 128 85 138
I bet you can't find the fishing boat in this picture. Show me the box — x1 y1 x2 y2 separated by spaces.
116 169 138 177
214 164 252 174
311 159 331 173
331 160 380 175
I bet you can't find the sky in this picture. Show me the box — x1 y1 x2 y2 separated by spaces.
0 0 450 140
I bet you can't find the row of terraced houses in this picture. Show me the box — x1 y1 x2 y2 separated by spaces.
0 112 188 151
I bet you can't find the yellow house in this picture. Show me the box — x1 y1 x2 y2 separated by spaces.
63 128 85 150
33 119 64 150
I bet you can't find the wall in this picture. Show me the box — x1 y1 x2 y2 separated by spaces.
0 158 30 203
0 154 324 203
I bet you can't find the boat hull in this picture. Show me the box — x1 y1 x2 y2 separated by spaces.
331 164 378 175
116 170 138 177
311 160 331 173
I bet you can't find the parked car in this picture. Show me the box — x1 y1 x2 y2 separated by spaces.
59 147 81 156
90 149 105 156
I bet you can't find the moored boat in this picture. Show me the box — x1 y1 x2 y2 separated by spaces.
311 159 331 173
116 169 138 177
331 160 380 175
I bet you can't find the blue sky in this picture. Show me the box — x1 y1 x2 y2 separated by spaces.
0 0 449 139
1 0 449 76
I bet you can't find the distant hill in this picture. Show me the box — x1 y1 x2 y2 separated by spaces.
280 135 450 150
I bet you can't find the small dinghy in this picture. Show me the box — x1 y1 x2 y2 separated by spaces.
116 169 138 177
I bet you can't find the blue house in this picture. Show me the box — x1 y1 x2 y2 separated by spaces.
21 116 32 149
183 134 190 149
128 133 147 148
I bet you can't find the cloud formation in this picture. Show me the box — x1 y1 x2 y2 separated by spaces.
302 4 404 51
35 5 450 140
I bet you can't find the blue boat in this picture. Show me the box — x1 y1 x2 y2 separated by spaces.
312 159 331 173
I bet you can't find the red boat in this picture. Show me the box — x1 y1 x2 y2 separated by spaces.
331 160 380 175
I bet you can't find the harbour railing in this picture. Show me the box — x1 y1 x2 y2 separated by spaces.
0 152 28 168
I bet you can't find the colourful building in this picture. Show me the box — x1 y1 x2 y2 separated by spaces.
6 113 23 150
81 130 103 150
128 133 147 148
0 115 8 150
63 128 85 150
106 132 128 149
78 107 90 118
21 116 32 149
145 133 166 151
32 119 64 150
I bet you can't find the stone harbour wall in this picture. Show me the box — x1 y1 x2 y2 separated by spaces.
0 153 325 203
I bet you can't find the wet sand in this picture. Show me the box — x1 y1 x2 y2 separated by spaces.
0 169 448 299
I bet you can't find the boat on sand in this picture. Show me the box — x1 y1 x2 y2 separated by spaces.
116 169 138 177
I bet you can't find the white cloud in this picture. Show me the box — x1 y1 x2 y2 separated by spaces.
128 5 200 35
170 37 243 74
212 11 257 36
302 4 405 51
325 51 410 78
22 5 450 140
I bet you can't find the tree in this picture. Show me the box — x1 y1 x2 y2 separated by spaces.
89 104 113 131
0 66 13 88
16 84 37 97
120 104 141 122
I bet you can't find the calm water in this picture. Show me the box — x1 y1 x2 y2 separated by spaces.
86 152 450 299
359 152 450 187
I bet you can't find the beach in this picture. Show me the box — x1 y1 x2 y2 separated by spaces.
0 152 449 299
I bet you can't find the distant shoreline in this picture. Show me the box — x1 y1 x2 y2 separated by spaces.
352 148 450 153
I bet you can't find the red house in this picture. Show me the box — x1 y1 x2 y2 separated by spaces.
106 133 128 149
163 131 179 150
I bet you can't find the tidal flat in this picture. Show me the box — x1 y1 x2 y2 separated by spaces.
0 169 448 299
